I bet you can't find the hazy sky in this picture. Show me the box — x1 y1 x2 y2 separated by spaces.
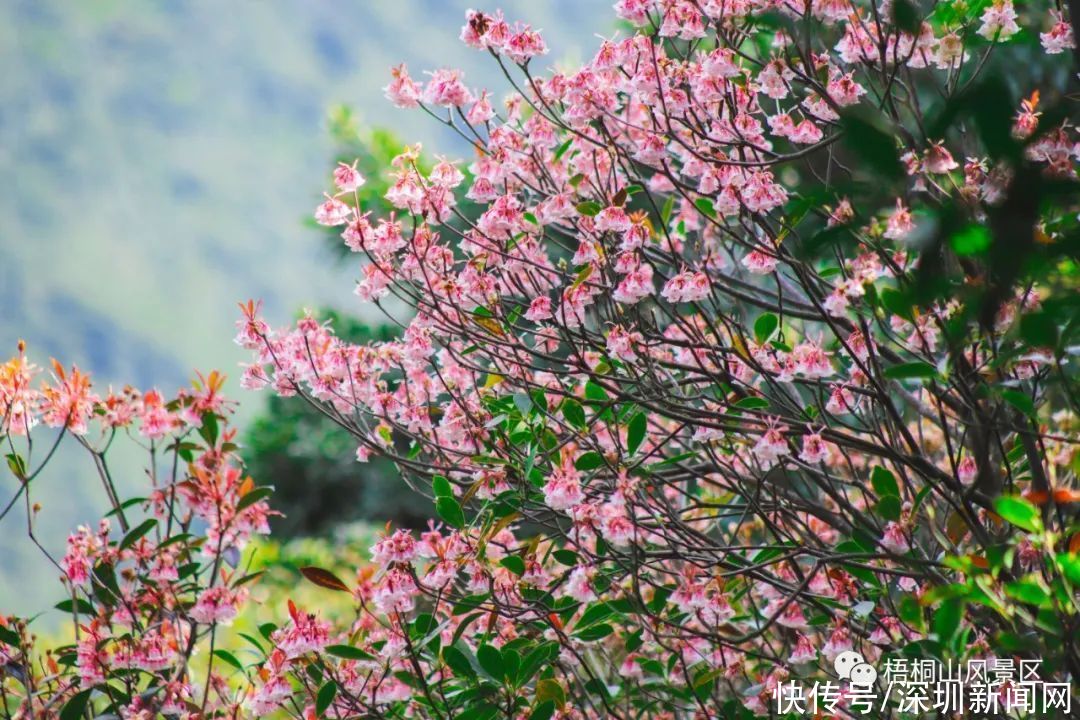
0 0 612 614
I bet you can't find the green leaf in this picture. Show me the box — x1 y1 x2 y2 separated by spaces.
1005 578 1050 606
627 412 647 456
575 602 616 629
518 642 558 685
661 195 675 226
316 681 338 717
535 678 566 708
213 649 244 671
871 466 900 499
584 380 608 403
932 598 963 644
881 288 915 321
898 594 924 631
236 486 273 512
753 313 779 344
994 496 1042 533
60 689 93 720
554 138 573 161
442 645 477 678
5 452 26 478
1020 312 1059 349
734 396 770 410
432 475 453 499
436 496 466 529
890 0 921 32
477 643 504 679
530 701 557 720
458 704 500 720
199 411 220 445
502 648 521 683
694 197 717 219
1001 389 1036 417
119 518 158 551
574 452 604 471
875 495 902 521
950 225 990 256
884 361 938 381
326 644 376 661
513 393 534 415
576 201 602 217
552 549 579 566
573 623 613 641
561 400 586 429
500 555 526 576
55 598 95 615
839 112 903 180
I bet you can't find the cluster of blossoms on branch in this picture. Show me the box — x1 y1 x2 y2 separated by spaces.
0 348 282 717
7 0 1080 718
237 0 1080 716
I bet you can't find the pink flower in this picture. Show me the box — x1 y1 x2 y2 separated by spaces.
595 205 632 233
752 425 790 469
800 432 828 464
422 68 473 108
63 523 106 586
924 142 959 174
385 64 422 108
741 249 778 275
827 71 866 106
775 601 809 629
504 24 548 64
821 624 853 660
139 389 176 439
602 513 634 547
619 654 644 679
826 384 858 414
314 195 351 226
190 586 243 626
880 522 911 554
823 287 851 317
977 1 1020 41
789 634 817 664
612 264 654 305
672 579 707 613
373 569 418 614
958 456 978 485
702 48 740 78
273 601 331 658
371 528 418 566
560 566 597 603
543 468 585 511
525 296 553 322
40 362 98 435
333 161 365 193
884 199 914 240
76 620 109 686
661 271 710 303
790 119 824 144
1041 12 1076 54
464 92 493 126
791 341 833 378
606 325 643 362
248 673 293 715
614 0 652 25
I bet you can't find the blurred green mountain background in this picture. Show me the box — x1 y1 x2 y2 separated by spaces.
0 0 610 613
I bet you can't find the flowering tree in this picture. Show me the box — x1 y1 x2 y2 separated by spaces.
5 0 1080 718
